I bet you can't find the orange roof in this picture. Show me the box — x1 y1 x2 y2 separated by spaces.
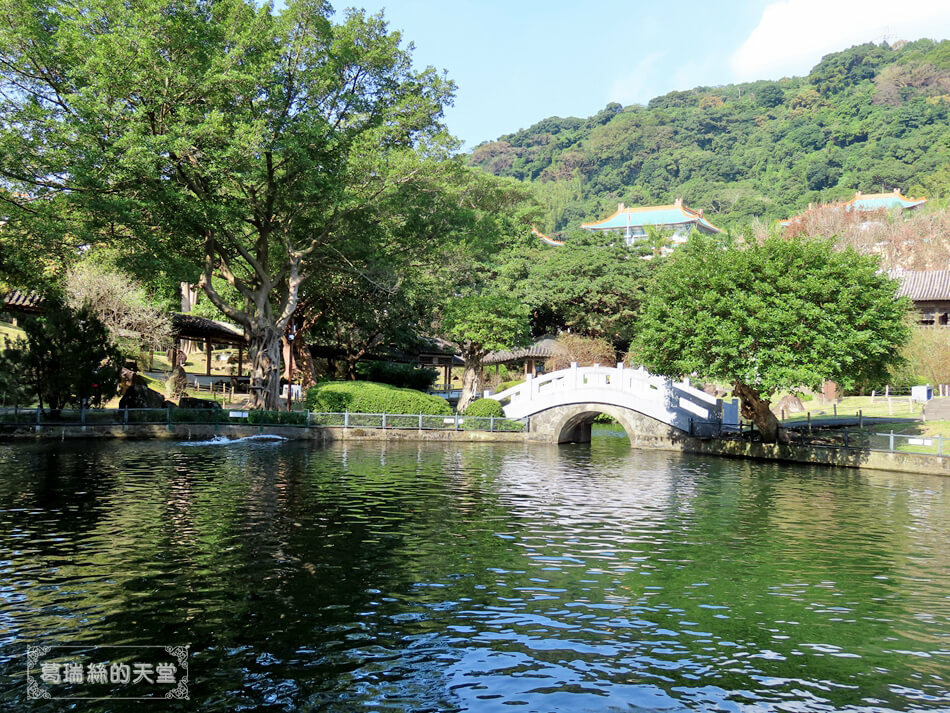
532 226 564 246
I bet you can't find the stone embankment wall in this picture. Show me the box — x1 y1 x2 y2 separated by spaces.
2 422 946 475
681 438 950 476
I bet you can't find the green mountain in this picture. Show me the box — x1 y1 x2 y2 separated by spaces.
468 40 950 234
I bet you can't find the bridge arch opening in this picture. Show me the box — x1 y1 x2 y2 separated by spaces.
555 406 634 445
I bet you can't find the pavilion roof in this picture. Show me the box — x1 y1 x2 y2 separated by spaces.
414 336 463 358
889 270 950 302
580 199 721 234
531 225 565 246
2 295 248 346
2 290 44 314
171 313 246 345
846 190 927 212
483 336 560 365
306 336 463 366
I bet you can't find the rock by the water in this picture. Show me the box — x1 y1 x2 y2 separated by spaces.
166 366 188 400
178 397 222 410
771 394 805 416
702 383 730 399
118 374 167 409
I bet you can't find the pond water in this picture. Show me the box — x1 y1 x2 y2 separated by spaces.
0 427 948 712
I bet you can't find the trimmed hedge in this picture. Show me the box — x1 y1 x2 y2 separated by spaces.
464 398 503 417
355 361 438 391
169 408 230 424
461 417 525 432
306 380 452 415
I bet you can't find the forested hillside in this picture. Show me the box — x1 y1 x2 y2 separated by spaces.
468 40 950 233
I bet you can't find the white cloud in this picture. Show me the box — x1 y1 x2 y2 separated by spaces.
608 52 666 105
731 0 950 82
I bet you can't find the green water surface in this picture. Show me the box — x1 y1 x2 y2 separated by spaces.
0 428 947 711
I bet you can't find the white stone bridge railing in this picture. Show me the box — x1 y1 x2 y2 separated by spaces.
487 363 722 433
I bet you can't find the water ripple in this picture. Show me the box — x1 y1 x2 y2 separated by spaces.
0 434 948 711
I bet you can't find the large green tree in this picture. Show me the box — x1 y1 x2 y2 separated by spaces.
440 294 530 413
634 233 910 443
0 0 453 408
293 161 526 382
494 229 652 350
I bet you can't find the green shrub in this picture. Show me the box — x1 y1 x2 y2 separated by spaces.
593 413 617 424
495 379 525 393
170 408 230 424
247 410 308 426
354 361 438 391
306 381 452 415
464 398 504 417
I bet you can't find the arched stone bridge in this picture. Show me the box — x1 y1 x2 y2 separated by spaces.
488 364 724 445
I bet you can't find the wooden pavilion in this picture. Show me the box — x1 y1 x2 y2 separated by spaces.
484 336 560 377
1 290 43 324
2 291 248 376
169 313 247 376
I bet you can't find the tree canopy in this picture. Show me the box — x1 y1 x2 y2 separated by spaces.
0 0 453 408
0 299 123 412
494 230 653 350
633 233 911 442
440 294 530 412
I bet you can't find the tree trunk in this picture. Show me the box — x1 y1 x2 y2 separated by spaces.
179 282 202 356
294 340 317 389
196 235 305 414
457 356 483 414
733 381 788 444
248 325 282 410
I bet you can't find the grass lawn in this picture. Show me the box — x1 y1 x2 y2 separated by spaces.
784 417 950 456
148 346 244 376
0 321 25 344
854 419 950 456
781 393 924 423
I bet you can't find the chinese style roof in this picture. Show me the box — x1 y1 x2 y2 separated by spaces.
532 225 565 246
483 336 560 365
889 270 950 302
580 199 721 234
846 190 927 212
781 189 927 226
308 337 464 366
171 313 246 345
2 290 44 314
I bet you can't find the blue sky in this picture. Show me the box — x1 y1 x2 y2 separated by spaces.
337 0 950 149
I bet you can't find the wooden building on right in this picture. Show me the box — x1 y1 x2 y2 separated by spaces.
892 270 950 325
